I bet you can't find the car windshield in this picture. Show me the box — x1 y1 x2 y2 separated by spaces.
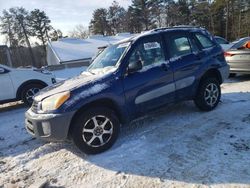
88 42 130 73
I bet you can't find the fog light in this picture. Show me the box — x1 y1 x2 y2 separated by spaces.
42 122 51 136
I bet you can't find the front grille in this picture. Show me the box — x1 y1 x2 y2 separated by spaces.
31 101 39 113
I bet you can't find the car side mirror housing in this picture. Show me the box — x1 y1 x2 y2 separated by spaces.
128 60 143 74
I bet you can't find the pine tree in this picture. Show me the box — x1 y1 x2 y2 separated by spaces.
29 9 52 52
90 8 110 35
9 7 36 65
0 10 18 47
107 1 127 34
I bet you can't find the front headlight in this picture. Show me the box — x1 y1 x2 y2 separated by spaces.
41 91 70 112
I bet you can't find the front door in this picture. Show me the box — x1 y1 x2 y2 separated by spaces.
0 67 15 101
122 34 175 118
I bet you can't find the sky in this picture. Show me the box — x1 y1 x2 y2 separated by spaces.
0 0 131 45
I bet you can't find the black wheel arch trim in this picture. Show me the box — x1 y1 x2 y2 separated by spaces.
16 79 48 99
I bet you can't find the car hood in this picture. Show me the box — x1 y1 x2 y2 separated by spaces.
34 70 111 101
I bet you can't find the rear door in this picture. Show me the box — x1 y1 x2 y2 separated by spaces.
0 66 15 101
122 34 175 118
164 31 202 100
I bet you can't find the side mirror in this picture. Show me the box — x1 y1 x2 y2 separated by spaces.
0 67 5 74
128 60 143 74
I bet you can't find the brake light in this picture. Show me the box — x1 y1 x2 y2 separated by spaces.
224 52 234 57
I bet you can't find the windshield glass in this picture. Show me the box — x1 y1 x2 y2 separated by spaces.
88 42 130 72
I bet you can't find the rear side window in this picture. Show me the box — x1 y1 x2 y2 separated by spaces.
166 35 192 57
195 33 214 49
215 37 228 44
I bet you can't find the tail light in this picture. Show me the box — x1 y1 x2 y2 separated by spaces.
224 52 234 57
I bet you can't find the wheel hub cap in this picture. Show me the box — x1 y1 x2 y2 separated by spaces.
94 126 103 136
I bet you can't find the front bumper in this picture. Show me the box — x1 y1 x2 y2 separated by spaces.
25 109 75 141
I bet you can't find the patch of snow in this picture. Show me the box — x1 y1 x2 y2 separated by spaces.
1 75 250 187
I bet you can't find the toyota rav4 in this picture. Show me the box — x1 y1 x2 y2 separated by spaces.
25 27 229 154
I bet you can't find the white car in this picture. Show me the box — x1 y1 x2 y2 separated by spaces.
0 64 56 106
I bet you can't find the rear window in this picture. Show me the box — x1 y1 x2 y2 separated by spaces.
166 35 192 57
215 37 228 44
195 33 214 49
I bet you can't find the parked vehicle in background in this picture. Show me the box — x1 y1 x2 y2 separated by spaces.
214 36 233 51
0 64 56 106
25 27 229 154
224 37 250 76
215 36 229 44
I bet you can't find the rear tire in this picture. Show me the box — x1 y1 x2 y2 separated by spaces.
21 83 45 106
71 107 120 154
194 77 221 111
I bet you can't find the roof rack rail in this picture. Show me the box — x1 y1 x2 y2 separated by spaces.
152 25 203 32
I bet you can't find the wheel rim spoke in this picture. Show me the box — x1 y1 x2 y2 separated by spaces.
103 129 112 134
92 117 99 128
98 136 104 145
87 136 96 145
100 118 109 128
83 128 94 134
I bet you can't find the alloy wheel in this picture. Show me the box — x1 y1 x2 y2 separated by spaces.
25 87 40 104
82 115 113 147
204 83 219 107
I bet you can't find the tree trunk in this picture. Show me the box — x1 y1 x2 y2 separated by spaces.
20 22 36 67
225 0 229 40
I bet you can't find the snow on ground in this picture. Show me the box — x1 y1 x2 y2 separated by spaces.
1 76 250 188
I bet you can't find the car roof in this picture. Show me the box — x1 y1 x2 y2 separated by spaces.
116 26 206 45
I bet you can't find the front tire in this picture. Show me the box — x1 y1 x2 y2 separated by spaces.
194 77 221 111
71 107 120 154
21 83 45 106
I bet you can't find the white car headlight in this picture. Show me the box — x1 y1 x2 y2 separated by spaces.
41 91 70 112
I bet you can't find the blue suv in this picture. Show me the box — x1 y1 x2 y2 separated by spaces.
25 27 229 154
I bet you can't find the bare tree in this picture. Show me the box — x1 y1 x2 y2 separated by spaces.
68 24 88 38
